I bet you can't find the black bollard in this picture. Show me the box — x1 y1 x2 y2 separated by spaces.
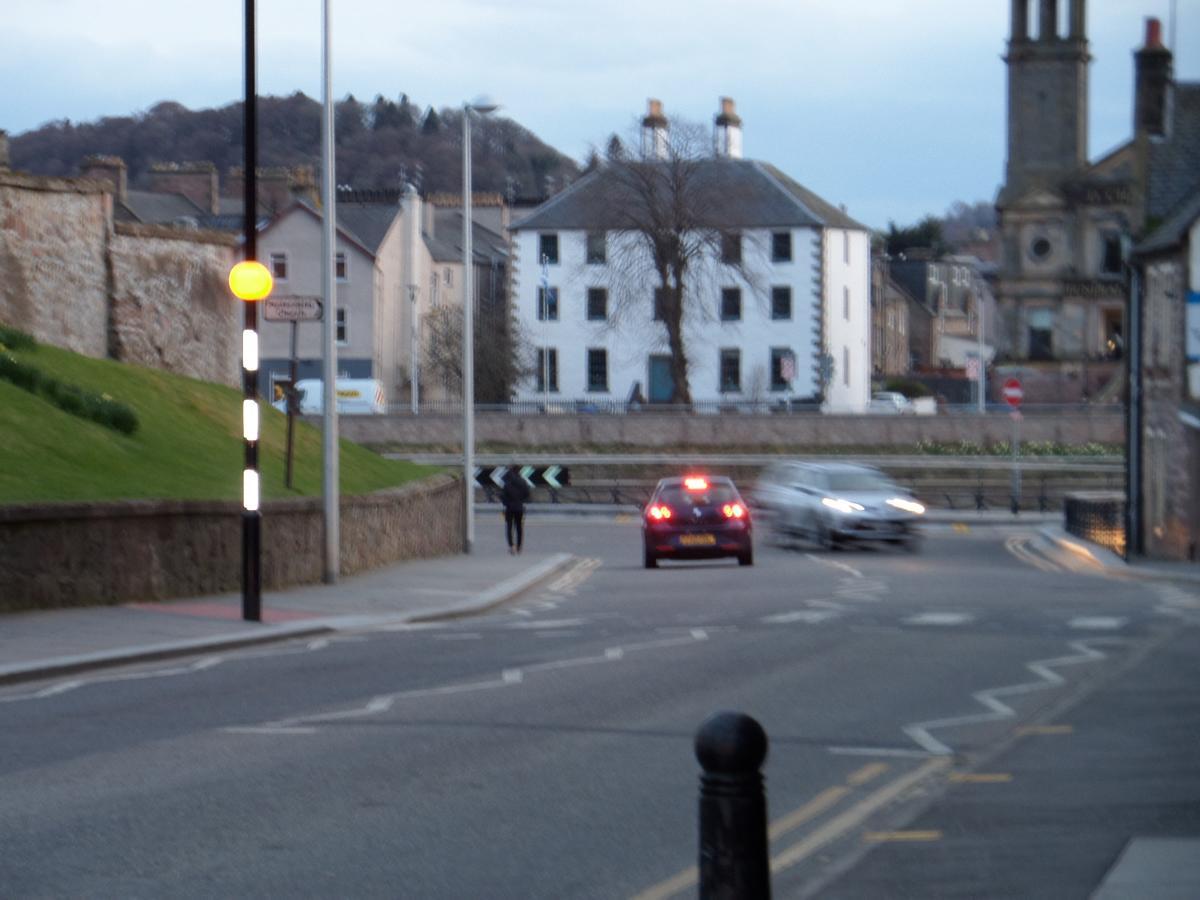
694 711 771 900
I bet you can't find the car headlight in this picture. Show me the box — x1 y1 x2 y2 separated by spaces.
822 497 865 514
886 497 926 515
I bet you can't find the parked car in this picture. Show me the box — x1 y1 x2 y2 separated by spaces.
752 461 924 550
642 475 754 568
867 391 915 414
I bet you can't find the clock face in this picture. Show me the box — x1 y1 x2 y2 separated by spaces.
1030 237 1052 261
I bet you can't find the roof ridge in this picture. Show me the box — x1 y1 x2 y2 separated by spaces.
749 160 824 225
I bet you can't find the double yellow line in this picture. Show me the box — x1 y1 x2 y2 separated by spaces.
632 758 949 900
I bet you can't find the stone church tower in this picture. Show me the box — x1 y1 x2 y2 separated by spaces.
995 0 1132 395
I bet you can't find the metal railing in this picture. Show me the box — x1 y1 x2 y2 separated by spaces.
383 400 1123 417
1064 491 1127 556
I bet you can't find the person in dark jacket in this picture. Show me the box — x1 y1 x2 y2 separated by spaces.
500 469 532 554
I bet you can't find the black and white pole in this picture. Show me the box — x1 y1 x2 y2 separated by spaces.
695 711 771 899
228 0 268 623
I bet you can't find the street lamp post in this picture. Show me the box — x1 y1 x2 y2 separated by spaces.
462 97 498 554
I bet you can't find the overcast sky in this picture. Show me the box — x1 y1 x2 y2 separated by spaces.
2 0 1197 229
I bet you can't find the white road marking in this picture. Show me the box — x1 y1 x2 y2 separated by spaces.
903 639 1108 755
433 633 485 641
806 555 863 578
827 746 940 759
903 612 974 627
1069 616 1127 630
763 610 840 624
507 619 587 630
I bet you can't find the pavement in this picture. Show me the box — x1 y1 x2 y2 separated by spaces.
0 542 577 687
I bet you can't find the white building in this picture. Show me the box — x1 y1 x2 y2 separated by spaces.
510 99 872 411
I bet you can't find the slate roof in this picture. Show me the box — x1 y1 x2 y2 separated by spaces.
512 158 867 232
1136 187 1200 256
425 208 509 264
337 201 402 255
115 190 205 225
1147 82 1200 223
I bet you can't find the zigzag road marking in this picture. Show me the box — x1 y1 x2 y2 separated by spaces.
903 639 1108 755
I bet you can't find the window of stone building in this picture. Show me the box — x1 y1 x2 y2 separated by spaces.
336 307 348 345
769 347 790 392
843 347 850 386
772 232 792 263
537 286 559 321
1101 235 1123 275
539 233 559 265
1028 308 1054 360
771 286 792 320
336 252 348 281
721 288 742 321
587 348 608 392
654 287 669 321
721 232 742 265
587 287 608 321
720 349 741 393
586 232 607 265
269 252 288 280
536 347 558 393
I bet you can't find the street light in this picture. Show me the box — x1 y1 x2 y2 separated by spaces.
462 96 499 554
228 259 272 622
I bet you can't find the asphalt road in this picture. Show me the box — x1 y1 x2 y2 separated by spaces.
0 516 1189 898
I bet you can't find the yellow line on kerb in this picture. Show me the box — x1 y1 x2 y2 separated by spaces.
864 830 943 843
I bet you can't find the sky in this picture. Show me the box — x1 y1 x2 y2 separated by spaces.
1 1 1197 230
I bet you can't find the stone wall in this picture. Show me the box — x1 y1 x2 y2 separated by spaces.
0 171 110 357
0 169 240 386
337 408 1125 450
110 223 239 386
0 475 463 613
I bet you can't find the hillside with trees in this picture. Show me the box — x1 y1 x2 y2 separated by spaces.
8 93 579 198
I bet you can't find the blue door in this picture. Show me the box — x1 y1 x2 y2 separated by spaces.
649 355 674 403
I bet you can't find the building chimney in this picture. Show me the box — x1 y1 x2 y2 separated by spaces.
80 156 127 201
1037 0 1057 40
640 99 669 160
148 162 220 215
713 97 743 159
1135 17 1173 138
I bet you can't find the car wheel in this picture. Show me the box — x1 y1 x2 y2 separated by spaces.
737 548 754 567
644 547 658 569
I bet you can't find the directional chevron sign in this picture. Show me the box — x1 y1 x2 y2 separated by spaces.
473 466 571 488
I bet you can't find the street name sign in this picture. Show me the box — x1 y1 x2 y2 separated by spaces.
264 295 323 322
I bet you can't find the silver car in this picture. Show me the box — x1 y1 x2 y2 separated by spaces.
753 461 925 550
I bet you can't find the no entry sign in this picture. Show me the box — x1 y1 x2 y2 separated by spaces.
1002 377 1023 408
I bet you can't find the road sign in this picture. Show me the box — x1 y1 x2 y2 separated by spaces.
1002 377 1023 408
264 295 323 322
473 466 571 489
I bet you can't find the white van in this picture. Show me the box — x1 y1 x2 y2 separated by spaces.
272 378 386 415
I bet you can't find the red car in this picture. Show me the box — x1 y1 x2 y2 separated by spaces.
642 475 754 568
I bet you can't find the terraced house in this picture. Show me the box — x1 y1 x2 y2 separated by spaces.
509 99 872 412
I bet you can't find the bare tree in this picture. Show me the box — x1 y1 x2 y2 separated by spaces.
424 302 529 405
595 119 760 404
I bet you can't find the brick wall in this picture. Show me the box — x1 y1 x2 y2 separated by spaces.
0 475 463 613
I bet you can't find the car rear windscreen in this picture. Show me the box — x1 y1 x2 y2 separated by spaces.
659 484 739 507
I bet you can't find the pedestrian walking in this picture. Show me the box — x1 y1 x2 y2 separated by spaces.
500 469 531 554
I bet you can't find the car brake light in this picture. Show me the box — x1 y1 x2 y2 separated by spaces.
722 503 746 519
684 477 709 491
648 504 673 521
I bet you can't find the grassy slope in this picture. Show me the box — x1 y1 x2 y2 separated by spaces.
0 342 435 504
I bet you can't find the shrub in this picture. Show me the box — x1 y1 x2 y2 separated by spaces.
0 353 139 436
883 378 932 398
0 324 37 352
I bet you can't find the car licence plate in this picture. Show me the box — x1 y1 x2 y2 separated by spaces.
679 533 716 546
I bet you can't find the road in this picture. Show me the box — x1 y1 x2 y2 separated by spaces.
0 516 1193 898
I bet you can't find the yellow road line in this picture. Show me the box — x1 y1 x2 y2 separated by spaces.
949 772 1013 783
769 758 950 874
847 762 890 786
864 830 943 843
767 786 850 840
953 523 970 534
1016 724 1074 736
629 865 698 900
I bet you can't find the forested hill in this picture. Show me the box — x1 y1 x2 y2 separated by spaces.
9 93 580 198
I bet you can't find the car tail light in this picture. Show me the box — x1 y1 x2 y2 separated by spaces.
722 503 746 519
684 476 709 491
647 504 673 521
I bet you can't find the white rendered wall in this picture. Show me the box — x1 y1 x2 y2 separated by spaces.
511 226 824 405
822 228 872 412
